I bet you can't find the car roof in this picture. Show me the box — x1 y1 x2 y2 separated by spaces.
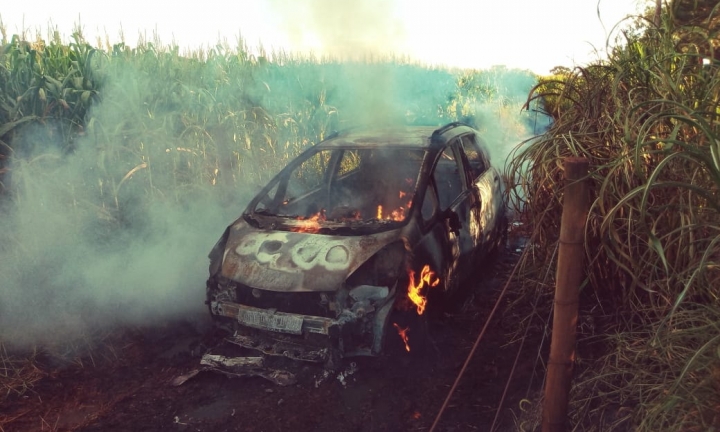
315 124 477 150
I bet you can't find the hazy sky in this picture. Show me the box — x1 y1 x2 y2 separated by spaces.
2 0 645 74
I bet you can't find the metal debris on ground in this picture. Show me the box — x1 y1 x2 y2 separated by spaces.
336 362 358 387
171 353 296 387
313 369 331 388
313 361 359 388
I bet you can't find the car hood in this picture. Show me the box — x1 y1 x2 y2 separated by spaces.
220 220 402 292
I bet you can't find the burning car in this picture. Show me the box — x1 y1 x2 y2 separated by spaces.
206 122 506 364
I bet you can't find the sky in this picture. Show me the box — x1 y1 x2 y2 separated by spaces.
1 0 646 74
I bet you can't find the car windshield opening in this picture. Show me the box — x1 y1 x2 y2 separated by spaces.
253 148 426 229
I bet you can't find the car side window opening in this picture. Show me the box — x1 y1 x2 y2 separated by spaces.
277 150 332 216
460 134 487 180
337 149 362 178
255 182 280 212
433 144 465 210
290 150 330 194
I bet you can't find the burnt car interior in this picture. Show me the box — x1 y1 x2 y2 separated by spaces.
253 147 426 228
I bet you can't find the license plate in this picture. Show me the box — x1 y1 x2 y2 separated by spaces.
237 310 303 335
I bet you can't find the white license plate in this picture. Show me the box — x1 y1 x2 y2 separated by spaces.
237 310 303 335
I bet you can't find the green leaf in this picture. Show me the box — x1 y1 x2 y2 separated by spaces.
648 232 669 274
0 115 38 137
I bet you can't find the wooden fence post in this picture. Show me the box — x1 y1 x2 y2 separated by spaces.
542 157 590 432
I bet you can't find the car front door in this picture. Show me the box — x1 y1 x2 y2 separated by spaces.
431 141 476 291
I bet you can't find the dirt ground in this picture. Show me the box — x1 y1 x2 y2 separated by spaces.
1 246 544 432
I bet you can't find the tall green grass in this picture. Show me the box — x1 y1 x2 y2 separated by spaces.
507 1 720 430
0 27 535 201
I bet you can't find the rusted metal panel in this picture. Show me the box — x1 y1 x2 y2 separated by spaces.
201 354 264 368
172 354 296 387
221 221 400 292
227 333 330 363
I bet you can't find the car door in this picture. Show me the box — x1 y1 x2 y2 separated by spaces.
430 140 476 290
458 134 503 256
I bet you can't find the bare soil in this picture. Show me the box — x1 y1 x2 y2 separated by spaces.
1 247 543 432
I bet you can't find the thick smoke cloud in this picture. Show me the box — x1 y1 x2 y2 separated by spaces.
0 66 244 352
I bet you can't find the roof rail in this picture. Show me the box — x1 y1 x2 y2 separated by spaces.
324 130 340 140
431 121 473 143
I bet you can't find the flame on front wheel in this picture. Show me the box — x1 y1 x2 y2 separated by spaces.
393 323 411 352
392 264 440 352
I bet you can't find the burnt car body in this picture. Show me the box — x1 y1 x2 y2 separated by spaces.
206 122 506 363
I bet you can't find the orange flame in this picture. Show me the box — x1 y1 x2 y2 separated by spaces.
377 204 408 221
389 208 404 221
372 185 415 222
393 323 411 352
407 265 440 315
291 210 326 233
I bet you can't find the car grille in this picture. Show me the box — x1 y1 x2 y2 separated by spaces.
234 284 333 318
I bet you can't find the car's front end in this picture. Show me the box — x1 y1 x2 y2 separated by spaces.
206 220 410 363
206 137 432 363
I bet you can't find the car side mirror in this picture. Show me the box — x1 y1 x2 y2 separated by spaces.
443 209 461 235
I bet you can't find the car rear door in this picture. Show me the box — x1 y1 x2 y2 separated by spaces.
458 134 503 255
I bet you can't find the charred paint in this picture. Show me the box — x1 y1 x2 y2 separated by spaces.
221 221 400 292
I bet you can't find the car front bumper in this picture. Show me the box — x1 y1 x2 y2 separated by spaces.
210 287 396 362
212 301 339 336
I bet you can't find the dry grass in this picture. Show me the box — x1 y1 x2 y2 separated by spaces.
0 343 45 401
